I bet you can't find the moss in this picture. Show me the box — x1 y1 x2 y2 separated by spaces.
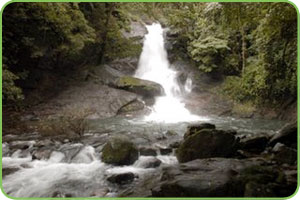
118 76 142 86
101 136 138 165
239 165 285 185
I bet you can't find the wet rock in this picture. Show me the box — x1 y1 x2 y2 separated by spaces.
107 172 136 185
168 141 181 149
32 148 53 160
139 147 157 156
152 158 286 197
269 122 297 149
59 144 84 163
184 123 216 139
239 134 269 153
272 143 297 165
117 99 145 115
152 158 263 197
160 148 173 155
2 167 19 177
101 136 138 165
139 157 162 168
165 130 178 136
91 188 110 197
176 129 238 163
10 140 35 150
115 76 165 98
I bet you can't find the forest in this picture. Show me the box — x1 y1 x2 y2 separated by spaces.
1 2 298 198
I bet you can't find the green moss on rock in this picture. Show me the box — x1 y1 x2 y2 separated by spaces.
116 76 164 97
176 128 238 163
101 135 138 165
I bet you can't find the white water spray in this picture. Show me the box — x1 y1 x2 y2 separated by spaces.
135 23 207 123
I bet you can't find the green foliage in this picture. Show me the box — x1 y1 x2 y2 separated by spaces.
104 17 142 61
222 60 268 104
2 2 143 105
188 36 230 72
167 2 297 105
2 67 23 102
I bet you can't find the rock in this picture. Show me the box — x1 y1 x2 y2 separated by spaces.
151 158 263 197
59 144 84 163
160 148 173 155
32 148 53 160
87 65 123 85
239 165 287 197
269 122 297 148
115 76 165 98
122 21 147 41
109 57 139 75
183 123 216 139
176 129 238 163
2 167 19 177
272 143 297 165
152 158 287 197
168 141 181 149
101 136 139 165
165 130 177 136
107 172 136 185
139 157 162 168
117 99 145 115
139 147 157 156
239 135 269 153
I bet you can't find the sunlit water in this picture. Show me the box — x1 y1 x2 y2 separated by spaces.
135 23 205 123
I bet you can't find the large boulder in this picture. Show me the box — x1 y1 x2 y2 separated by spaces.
269 122 297 149
152 158 287 197
183 123 216 139
176 128 238 163
101 136 139 165
115 76 165 98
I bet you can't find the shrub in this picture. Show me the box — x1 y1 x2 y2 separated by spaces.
38 105 93 138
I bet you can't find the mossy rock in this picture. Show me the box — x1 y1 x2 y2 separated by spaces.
238 165 287 197
117 99 145 114
115 76 165 98
101 136 138 165
184 123 216 139
176 128 238 163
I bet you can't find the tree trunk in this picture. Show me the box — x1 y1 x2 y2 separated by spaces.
98 3 115 64
241 28 246 75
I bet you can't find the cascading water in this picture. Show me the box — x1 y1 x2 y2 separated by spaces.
135 23 207 123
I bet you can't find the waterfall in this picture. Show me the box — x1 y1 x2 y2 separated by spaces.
135 23 205 123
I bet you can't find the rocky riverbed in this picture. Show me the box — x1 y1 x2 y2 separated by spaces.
2 115 297 197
